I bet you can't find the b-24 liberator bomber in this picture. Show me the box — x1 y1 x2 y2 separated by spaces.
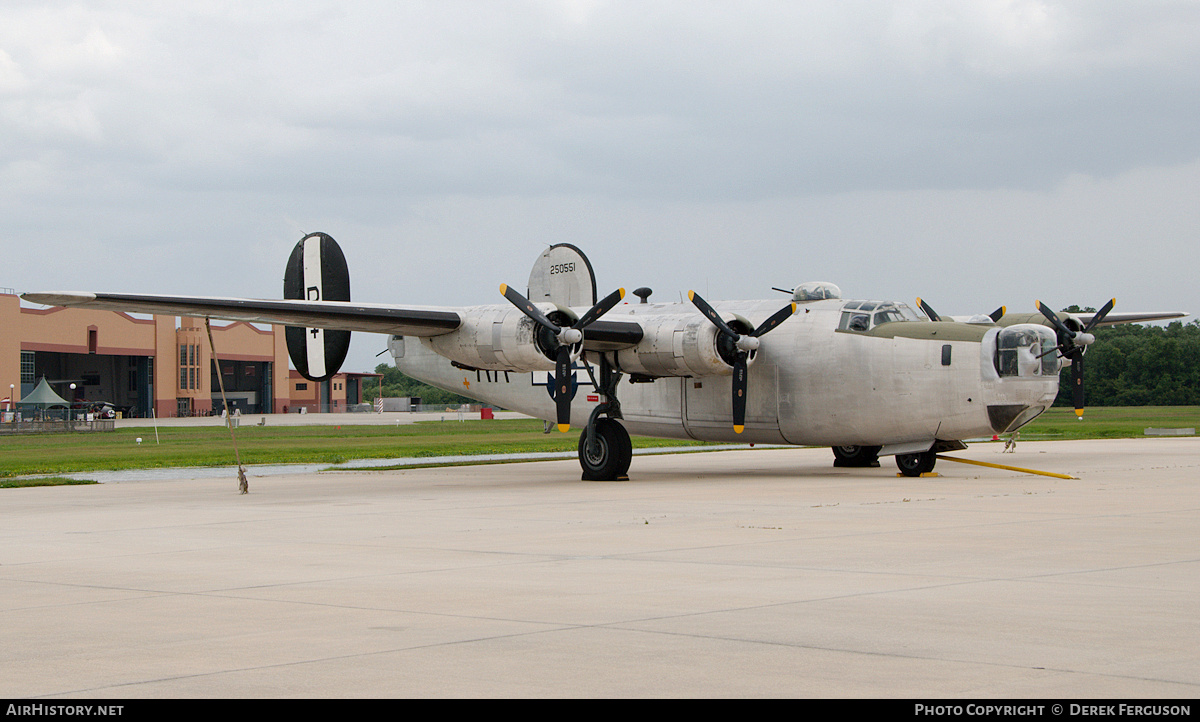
25 234 1186 480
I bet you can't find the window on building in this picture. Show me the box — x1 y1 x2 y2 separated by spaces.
179 344 203 391
20 351 35 384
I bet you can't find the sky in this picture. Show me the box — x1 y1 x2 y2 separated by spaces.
4 0 1199 374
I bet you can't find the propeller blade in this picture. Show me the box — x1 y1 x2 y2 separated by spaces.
501 283 560 334
689 292 795 433
504 285 628 434
574 287 625 330
751 302 797 337
1072 355 1085 418
1035 300 1074 340
688 290 740 341
555 345 572 432
1083 298 1116 332
732 353 748 434
1037 298 1114 420
916 297 942 322
989 306 1006 323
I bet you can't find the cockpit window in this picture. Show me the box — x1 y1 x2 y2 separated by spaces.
873 308 904 326
839 301 919 332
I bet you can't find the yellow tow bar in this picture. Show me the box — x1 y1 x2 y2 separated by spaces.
935 455 1078 480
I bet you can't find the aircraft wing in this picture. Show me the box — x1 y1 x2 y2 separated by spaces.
21 292 463 337
20 291 647 349
1078 311 1189 328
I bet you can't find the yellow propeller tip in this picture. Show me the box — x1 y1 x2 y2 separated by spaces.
1075 410 1084 418
499 283 508 294
733 425 744 434
557 423 571 433
687 290 695 300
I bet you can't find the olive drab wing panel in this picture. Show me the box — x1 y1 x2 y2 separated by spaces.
526 243 598 308
284 232 351 382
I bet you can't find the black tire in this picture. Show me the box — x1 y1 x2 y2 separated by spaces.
896 450 937 477
832 445 882 468
578 418 632 481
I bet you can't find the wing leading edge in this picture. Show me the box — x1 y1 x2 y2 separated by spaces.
1077 311 1190 328
21 292 463 338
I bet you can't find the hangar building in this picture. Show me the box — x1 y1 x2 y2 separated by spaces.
1 292 379 417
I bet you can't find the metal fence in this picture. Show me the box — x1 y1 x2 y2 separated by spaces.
0 418 116 434
285 403 494 414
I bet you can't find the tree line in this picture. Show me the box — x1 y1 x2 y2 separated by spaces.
1058 320 1200 407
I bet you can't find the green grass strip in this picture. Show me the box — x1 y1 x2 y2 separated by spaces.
2 408 1196 479
0 418 710 478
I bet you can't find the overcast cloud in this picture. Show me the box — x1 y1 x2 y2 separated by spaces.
4 1 1198 372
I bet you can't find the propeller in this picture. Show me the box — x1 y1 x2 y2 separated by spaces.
1035 299 1115 417
916 297 942 322
688 291 796 433
917 297 1005 323
500 284 626 432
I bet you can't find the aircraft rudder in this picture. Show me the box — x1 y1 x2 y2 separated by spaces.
283 232 351 382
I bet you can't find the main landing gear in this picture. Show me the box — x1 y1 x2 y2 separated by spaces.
579 418 632 481
831 445 881 468
578 355 633 481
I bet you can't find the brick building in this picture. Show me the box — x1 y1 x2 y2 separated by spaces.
2 292 379 417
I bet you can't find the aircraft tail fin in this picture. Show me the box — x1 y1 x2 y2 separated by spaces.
283 232 351 381
527 243 598 308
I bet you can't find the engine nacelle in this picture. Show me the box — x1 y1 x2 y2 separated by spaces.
422 305 562 372
614 313 738 377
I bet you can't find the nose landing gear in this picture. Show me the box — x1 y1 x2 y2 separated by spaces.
895 450 938 477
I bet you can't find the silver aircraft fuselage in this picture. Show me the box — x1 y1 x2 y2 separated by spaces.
392 297 1060 448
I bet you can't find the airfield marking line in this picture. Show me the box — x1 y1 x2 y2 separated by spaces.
936 454 1078 479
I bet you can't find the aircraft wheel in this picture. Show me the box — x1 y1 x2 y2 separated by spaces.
579 418 632 481
896 451 937 477
832 445 881 468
